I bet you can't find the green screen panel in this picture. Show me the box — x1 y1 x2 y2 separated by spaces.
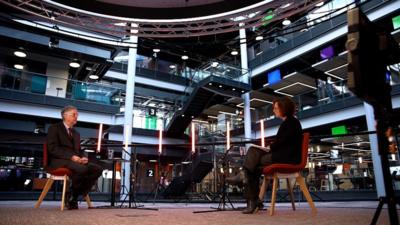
331 125 347 136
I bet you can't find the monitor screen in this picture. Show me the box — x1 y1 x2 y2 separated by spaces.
320 46 334 59
267 69 281 85
392 15 400 30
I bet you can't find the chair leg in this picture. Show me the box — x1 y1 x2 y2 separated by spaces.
35 178 54 209
269 175 278 216
286 178 296 211
60 175 68 211
258 177 269 202
84 195 93 208
296 176 317 214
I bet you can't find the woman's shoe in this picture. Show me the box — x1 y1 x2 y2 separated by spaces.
242 199 259 214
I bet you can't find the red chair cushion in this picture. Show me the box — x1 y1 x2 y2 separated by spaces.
47 167 72 176
263 163 303 175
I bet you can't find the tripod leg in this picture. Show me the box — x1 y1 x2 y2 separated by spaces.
371 197 385 225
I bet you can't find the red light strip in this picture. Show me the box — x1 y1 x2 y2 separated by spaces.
227 121 230 150
191 123 195 154
260 120 265 147
97 123 103 153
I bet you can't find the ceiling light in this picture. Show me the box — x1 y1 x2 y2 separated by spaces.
169 65 176 69
316 1 324 7
209 83 212 86
153 48 160 53
89 75 99 80
69 62 80 68
181 55 189 60
255 35 263 41
114 22 127 26
241 90 245 93
281 3 292 8
211 62 219 67
14 64 23 70
219 85 222 88
14 51 26 58
282 19 291 26
232 88 236 91
231 50 238 56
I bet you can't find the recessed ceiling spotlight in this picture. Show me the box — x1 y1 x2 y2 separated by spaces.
153 48 160 53
231 50 238 56
316 1 324 7
14 51 27 58
219 85 222 88
181 55 189 60
282 19 291 26
169 65 176 69
241 90 245 93
14 64 23 70
255 35 263 41
211 62 219 67
232 88 236 91
209 83 212 86
89 75 99 80
69 61 80 68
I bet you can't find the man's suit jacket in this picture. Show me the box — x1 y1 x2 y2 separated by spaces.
46 122 86 169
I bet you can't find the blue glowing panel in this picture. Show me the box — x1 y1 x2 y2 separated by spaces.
268 69 281 85
320 46 334 59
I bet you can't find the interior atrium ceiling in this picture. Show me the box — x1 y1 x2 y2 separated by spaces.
0 0 328 69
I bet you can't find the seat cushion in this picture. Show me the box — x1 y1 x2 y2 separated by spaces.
47 167 72 176
263 164 303 175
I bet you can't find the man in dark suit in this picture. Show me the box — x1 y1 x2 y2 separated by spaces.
226 97 303 214
47 105 102 209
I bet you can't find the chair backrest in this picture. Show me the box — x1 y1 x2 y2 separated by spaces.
43 143 48 169
299 133 310 169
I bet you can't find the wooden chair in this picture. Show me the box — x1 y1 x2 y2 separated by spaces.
258 133 316 216
34 143 92 211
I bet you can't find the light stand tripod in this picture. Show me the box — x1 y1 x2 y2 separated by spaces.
119 146 158 210
193 147 239 213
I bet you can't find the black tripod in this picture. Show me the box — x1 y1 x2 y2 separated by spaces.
119 146 158 210
368 104 399 225
193 147 239 213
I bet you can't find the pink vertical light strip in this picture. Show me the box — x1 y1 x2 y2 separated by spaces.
260 119 265 147
97 123 103 153
226 121 230 150
191 123 195 153
158 128 163 155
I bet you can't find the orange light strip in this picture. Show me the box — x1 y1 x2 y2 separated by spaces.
260 119 265 147
227 121 230 150
191 123 195 154
158 128 163 155
97 123 103 153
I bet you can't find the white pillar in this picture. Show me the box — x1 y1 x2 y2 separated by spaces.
364 102 385 197
239 24 252 143
121 26 138 199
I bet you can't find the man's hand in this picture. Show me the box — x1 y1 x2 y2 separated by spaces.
80 157 88 164
71 155 88 164
71 155 81 163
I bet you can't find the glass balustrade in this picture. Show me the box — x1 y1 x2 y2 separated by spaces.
0 66 122 106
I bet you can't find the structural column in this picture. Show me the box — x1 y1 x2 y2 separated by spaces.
239 23 252 144
364 102 385 197
121 24 138 199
